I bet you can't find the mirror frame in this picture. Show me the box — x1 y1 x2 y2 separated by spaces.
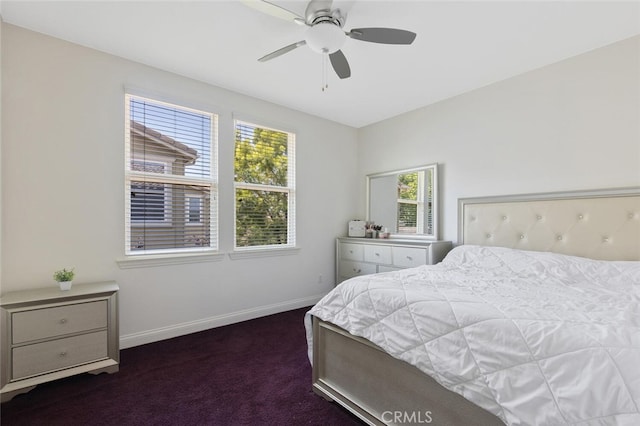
365 163 439 240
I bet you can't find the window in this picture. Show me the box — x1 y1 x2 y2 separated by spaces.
130 160 170 224
397 171 422 234
125 95 217 254
131 181 169 223
186 195 203 225
234 120 295 249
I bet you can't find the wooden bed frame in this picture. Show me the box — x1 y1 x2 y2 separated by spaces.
312 187 640 426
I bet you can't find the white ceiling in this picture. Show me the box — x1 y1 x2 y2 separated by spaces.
2 0 639 128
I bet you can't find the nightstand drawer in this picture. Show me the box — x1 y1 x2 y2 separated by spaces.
13 301 108 344
364 245 392 264
12 330 108 379
340 243 364 261
393 246 427 268
339 261 377 279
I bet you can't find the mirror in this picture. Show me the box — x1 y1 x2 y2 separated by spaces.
366 163 439 239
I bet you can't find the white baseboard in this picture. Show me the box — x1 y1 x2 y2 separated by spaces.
119 294 325 349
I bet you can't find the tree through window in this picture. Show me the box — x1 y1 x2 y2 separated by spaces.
234 120 296 249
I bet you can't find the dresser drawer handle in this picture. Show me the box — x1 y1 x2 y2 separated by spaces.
406 256 413 261
353 268 361 273
59 351 68 357
59 318 68 324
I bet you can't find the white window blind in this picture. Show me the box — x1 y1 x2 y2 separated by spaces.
125 95 217 254
234 120 296 249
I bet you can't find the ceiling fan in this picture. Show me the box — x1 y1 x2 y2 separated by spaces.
244 0 417 80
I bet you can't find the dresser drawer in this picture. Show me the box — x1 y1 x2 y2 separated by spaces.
12 330 108 380
364 245 392 265
378 265 402 273
12 301 108 344
339 261 377 279
340 243 364 261
393 246 428 268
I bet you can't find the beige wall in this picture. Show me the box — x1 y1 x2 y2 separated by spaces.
0 24 359 347
2 23 639 348
358 35 640 242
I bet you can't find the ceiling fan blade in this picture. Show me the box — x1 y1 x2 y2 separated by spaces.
258 41 306 62
241 0 306 25
329 50 351 79
348 28 417 45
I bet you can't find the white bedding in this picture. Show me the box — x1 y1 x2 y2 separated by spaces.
305 245 640 425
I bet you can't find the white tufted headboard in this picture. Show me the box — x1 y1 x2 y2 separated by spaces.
458 188 640 261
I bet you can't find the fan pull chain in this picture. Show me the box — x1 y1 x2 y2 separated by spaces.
321 50 329 92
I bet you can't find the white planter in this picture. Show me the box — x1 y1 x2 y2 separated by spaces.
59 281 73 291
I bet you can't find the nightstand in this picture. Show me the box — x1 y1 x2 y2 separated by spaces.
1 281 119 402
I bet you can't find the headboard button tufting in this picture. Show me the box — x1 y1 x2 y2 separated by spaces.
459 189 639 260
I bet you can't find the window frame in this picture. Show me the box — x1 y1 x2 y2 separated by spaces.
233 119 296 251
124 94 218 256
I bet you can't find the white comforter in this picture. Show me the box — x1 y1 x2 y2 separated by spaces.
305 245 640 425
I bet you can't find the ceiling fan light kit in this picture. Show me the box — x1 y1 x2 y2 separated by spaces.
247 0 417 86
305 22 346 54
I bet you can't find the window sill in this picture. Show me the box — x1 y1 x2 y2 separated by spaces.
228 246 300 260
116 251 225 269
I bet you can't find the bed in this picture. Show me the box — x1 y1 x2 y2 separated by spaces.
304 187 640 425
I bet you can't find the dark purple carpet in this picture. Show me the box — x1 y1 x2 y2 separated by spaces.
1 307 363 426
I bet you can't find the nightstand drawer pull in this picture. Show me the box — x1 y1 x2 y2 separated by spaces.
59 351 68 357
59 318 68 324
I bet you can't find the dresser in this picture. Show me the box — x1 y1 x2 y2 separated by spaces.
1 281 119 402
336 238 452 284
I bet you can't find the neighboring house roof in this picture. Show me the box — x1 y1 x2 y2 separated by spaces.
130 120 198 163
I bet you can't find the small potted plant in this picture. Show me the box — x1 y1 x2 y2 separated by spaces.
53 268 75 291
